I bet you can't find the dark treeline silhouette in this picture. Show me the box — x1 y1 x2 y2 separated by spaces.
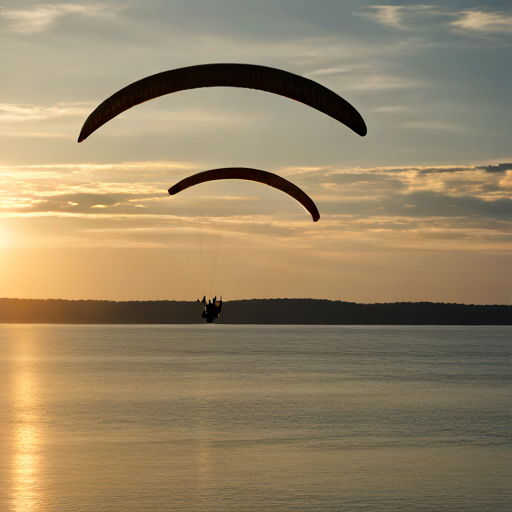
0 298 510 325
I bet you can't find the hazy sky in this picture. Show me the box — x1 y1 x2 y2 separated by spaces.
1 0 511 303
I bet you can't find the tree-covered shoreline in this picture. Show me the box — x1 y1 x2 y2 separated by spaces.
1 298 510 325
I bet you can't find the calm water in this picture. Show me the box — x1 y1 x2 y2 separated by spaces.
0 325 510 511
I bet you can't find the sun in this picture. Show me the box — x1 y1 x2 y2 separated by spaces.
0 225 15 248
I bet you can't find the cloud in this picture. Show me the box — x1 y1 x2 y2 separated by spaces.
0 161 196 180
402 121 468 132
451 10 512 34
303 71 424 92
359 5 512 37
0 102 97 139
484 163 512 173
371 105 414 114
0 103 92 121
281 164 512 203
342 74 422 92
364 5 406 29
499 171 512 190
357 5 452 30
1 3 120 34
390 166 512 201
306 67 353 77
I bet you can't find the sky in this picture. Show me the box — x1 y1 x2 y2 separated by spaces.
1 0 511 304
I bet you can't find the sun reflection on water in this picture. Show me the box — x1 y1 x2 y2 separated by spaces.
12 337 41 512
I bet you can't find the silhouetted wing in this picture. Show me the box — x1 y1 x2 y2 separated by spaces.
78 63 367 142
168 167 320 222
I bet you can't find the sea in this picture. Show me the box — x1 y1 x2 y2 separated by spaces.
0 325 510 511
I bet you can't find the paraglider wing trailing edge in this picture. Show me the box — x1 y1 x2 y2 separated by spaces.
77 63 367 142
168 167 320 222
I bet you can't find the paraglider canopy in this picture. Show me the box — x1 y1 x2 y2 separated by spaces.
168 167 320 222
77 63 367 142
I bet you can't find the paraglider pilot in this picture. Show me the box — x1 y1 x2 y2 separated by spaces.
198 296 222 323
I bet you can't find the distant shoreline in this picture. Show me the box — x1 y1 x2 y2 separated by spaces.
1 298 510 325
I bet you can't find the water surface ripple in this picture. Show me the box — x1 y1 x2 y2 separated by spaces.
0 325 510 511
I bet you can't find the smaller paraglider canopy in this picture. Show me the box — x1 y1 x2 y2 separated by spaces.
168 167 320 222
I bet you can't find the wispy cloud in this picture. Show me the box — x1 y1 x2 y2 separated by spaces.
0 102 97 139
403 120 468 132
304 69 423 91
359 5 512 37
357 5 452 30
357 5 402 29
1 3 120 34
345 74 422 91
0 103 92 121
451 10 512 34
306 67 354 77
